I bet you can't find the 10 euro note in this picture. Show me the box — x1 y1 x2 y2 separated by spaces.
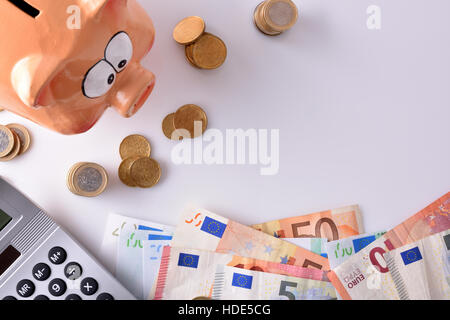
171 206 329 271
154 246 332 300
327 192 450 300
252 205 364 241
212 266 337 300
384 229 450 300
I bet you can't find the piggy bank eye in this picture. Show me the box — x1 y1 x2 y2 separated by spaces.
105 32 133 73
82 60 116 99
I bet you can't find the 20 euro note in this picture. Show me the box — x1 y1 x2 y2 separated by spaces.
326 231 386 269
154 246 332 300
171 206 329 271
252 205 363 241
327 192 450 300
384 229 450 300
212 266 337 300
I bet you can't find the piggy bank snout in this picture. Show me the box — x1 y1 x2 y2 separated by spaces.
110 63 155 118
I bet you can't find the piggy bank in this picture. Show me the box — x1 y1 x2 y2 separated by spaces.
0 0 155 134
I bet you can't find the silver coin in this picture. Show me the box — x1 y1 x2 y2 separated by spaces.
76 167 103 192
268 1 295 27
0 129 11 154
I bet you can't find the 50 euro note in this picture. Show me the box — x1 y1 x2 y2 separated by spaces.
327 192 450 300
212 266 336 300
154 246 332 300
171 207 329 271
252 205 363 241
384 229 450 300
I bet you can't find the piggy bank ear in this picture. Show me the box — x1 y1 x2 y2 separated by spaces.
11 55 60 108
79 0 128 14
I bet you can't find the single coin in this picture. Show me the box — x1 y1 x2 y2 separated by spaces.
265 0 298 32
130 157 161 188
162 113 177 140
0 125 14 158
0 132 20 162
173 16 206 45
118 156 140 187
173 104 208 138
185 44 200 68
71 163 108 197
191 33 227 70
119 134 151 160
192 296 212 300
6 124 31 155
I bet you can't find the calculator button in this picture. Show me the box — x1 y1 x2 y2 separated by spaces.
64 262 82 280
48 247 67 265
48 278 67 297
65 294 82 300
32 263 51 281
16 279 35 298
80 277 98 296
3 296 17 300
34 295 50 300
96 293 114 300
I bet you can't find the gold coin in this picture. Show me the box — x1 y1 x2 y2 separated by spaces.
118 156 140 187
185 44 200 68
0 132 20 162
173 104 208 138
130 157 161 188
119 134 151 160
162 113 190 141
192 296 211 300
0 125 14 158
191 33 227 70
6 124 31 155
70 163 108 197
173 16 206 45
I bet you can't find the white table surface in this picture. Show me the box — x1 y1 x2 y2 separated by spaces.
1 0 449 266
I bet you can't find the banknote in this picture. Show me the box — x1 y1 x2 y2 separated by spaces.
328 193 450 300
116 224 173 299
143 234 173 299
252 205 363 241
384 229 450 300
212 266 337 300
154 246 332 300
285 238 328 257
171 206 329 271
326 231 386 269
100 212 173 272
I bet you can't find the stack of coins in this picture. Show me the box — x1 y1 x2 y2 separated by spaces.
118 135 162 188
0 123 31 162
67 162 108 197
254 0 299 36
162 104 208 141
173 16 227 70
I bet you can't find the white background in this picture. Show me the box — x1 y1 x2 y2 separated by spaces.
1 0 449 265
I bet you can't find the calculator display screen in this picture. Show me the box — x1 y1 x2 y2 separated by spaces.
0 209 12 232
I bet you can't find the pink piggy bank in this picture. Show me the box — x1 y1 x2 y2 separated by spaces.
0 0 155 134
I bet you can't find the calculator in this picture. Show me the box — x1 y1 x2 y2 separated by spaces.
0 177 135 300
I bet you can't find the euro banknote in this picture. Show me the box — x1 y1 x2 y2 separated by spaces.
212 266 337 300
252 205 363 241
171 206 329 271
154 246 332 300
286 238 328 258
326 231 386 269
100 212 173 272
384 229 450 300
328 192 450 300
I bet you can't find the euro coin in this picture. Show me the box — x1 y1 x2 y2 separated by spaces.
120 134 151 160
71 163 108 197
173 16 206 45
130 157 161 188
173 104 208 138
254 0 298 35
118 156 140 187
0 125 14 158
191 33 227 70
185 44 200 68
162 113 177 140
0 131 20 162
6 124 31 155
